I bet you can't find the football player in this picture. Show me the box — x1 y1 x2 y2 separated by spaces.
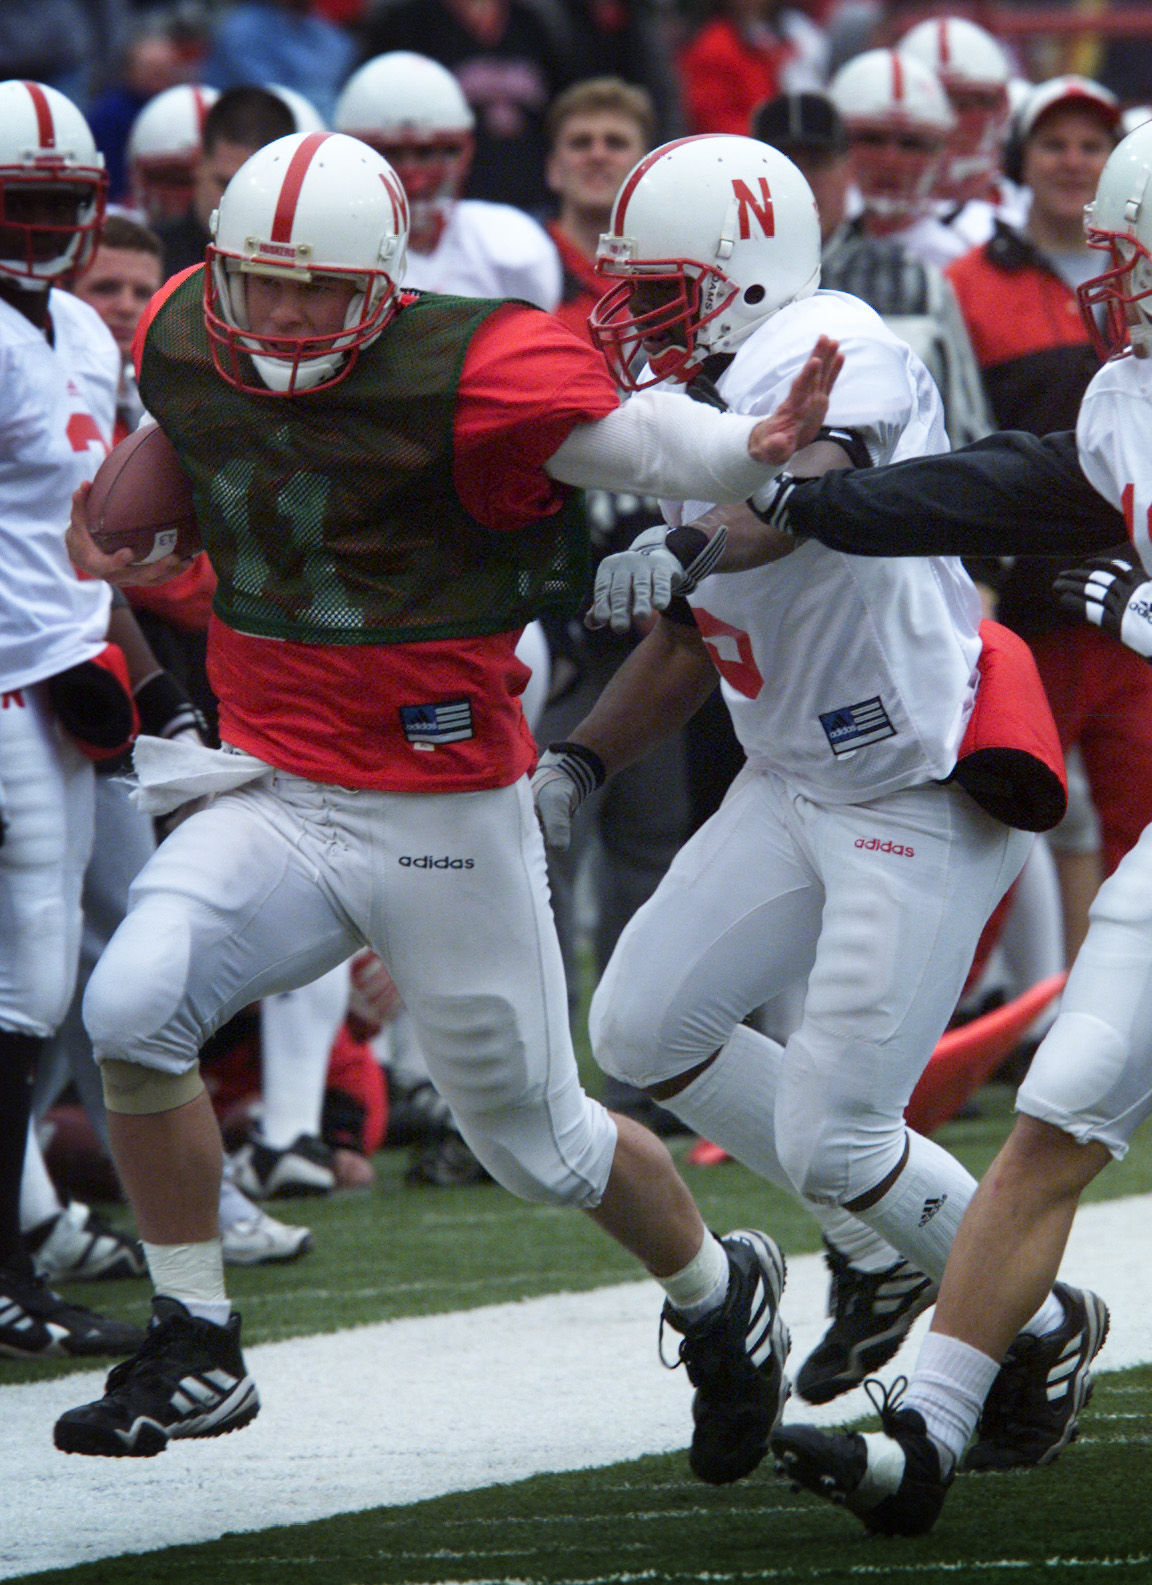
763 118 1152 1538
54 129 838 1459
531 131 1102 1491
0 79 193 1356
335 51 561 309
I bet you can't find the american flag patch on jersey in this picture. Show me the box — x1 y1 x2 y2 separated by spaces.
819 697 896 756
399 699 475 747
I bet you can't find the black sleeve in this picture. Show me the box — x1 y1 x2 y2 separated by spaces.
785 429 1126 557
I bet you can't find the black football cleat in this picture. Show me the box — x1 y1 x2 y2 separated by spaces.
773 1377 952 1536
54 1295 259 1457
795 1240 937 1405
661 1228 790 1485
964 1282 1109 1471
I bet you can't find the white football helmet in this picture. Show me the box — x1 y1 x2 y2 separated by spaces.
205 131 409 396
590 134 820 391
1079 121 1152 358
265 85 327 135
830 48 955 223
0 79 106 287
898 17 1011 202
333 53 474 251
126 84 219 224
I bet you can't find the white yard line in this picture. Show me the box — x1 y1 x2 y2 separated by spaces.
3 1194 1150 1581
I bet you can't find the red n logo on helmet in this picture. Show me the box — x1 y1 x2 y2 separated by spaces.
732 178 775 240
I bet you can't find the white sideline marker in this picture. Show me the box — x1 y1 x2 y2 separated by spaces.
2 1193 1150 1579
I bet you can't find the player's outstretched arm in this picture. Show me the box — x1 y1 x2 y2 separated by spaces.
66 482 192 587
778 429 1126 556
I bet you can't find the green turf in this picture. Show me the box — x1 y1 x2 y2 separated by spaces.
17 1368 1152 1585
9 1024 1152 1581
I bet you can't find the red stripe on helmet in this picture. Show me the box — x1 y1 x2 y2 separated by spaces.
23 81 55 148
612 135 723 230
936 18 952 69
270 131 331 243
193 86 213 136
890 50 906 104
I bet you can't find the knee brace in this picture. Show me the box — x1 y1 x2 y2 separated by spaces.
100 1057 205 1116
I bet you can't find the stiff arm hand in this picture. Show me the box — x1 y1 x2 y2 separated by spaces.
588 336 842 632
1055 557 1152 659
746 334 843 468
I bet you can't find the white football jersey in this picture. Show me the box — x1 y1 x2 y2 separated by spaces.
0 289 117 691
674 290 982 805
402 199 562 310
1077 352 1152 578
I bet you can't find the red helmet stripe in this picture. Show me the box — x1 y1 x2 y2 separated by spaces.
23 81 55 148
890 51 906 105
271 131 331 243
936 18 952 69
612 135 722 230
192 86 213 137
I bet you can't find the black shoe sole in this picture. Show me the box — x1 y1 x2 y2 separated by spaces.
54 1384 260 1458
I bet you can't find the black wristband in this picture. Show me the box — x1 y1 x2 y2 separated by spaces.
548 740 607 796
664 525 710 567
133 670 206 740
747 472 797 530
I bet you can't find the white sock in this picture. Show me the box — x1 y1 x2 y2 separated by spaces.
218 1173 261 1233
812 1205 904 1273
18 1122 63 1231
143 1239 230 1325
1021 1289 1066 1337
659 1232 730 1322
259 963 350 1149
661 1024 790 1188
853 1129 977 1284
903 1331 1002 1473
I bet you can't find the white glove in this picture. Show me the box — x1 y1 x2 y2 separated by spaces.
530 742 606 849
1054 557 1152 659
587 522 728 634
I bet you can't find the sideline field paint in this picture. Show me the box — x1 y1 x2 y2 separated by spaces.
3 1194 1149 1579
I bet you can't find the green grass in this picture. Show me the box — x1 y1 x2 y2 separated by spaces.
9 1028 1152 1583
19 1368 1152 1585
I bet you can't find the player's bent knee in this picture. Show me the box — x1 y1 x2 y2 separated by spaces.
777 1122 905 1208
100 1057 205 1115
453 1094 617 1209
84 908 197 1064
589 995 672 1090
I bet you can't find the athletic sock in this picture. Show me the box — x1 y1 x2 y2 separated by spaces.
1020 1289 1066 1337
659 1231 730 1323
811 1205 905 1273
853 1128 977 1284
142 1238 230 1326
903 1331 1001 1474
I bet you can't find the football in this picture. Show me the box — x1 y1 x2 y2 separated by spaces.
87 423 201 564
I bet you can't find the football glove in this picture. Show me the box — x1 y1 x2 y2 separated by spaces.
531 741 605 850
1054 557 1152 660
586 523 728 634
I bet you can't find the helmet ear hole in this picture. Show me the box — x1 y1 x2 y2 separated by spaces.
744 284 766 305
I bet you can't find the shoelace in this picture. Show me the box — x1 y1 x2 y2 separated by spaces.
863 1373 911 1431
102 1316 196 1393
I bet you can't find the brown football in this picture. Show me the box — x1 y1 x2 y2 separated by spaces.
87 424 201 564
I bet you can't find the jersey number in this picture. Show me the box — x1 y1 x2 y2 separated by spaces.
66 413 109 460
693 607 763 699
